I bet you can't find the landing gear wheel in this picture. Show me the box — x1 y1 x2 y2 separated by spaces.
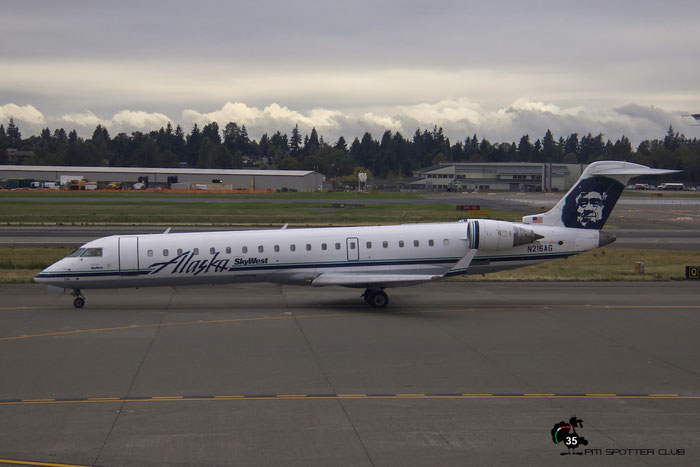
73 297 85 308
367 290 389 309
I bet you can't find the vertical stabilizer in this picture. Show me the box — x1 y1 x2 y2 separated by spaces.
522 161 678 229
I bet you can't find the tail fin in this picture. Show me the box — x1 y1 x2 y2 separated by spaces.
522 161 678 229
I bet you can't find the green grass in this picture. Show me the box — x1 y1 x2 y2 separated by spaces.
3 246 697 284
0 201 520 226
0 247 73 271
454 248 700 281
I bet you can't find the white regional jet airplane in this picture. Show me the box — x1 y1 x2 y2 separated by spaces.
35 161 675 309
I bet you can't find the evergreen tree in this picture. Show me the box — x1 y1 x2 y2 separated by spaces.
173 125 187 164
53 128 68 144
541 129 556 162
564 133 579 159
334 136 348 153
532 139 542 161
612 135 632 158
518 134 532 162
290 124 302 157
129 135 158 167
202 122 221 144
186 124 202 167
6 118 21 147
305 127 320 155
664 125 680 152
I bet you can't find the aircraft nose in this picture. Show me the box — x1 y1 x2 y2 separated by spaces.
34 259 62 283
598 230 616 247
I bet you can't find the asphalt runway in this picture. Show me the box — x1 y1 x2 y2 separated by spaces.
0 282 698 466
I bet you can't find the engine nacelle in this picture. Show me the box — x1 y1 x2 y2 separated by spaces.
467 219 543 250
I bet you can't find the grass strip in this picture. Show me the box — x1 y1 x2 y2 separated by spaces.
0 201 520 225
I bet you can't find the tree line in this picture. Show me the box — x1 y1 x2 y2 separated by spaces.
1 118 698 183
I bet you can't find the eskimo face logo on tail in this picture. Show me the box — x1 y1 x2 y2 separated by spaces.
561 176 623 229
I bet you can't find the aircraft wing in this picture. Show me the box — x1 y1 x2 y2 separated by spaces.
311 249 477 288
311 273 440 288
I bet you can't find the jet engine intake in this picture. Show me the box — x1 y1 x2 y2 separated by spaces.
467 219 543 250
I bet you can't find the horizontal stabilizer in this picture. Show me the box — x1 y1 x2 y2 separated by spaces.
585 162 678 178
312 273 439 288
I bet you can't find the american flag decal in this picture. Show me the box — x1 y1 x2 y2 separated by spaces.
532 216 543 224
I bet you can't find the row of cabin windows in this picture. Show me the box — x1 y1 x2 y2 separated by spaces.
145 239 450 257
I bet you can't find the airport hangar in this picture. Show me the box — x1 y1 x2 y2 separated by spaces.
401 162 584 192
0 165 326 191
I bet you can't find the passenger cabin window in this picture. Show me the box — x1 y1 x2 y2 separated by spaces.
274 245 280 252
335 243 341 250
147 250 153 257
258 246 264 253
225 247 231 254
321 243 327 250
177 249 183 255
349 243 356 249
399 240 405 248
163 249 169 256
290 244 296 252
242 246 248 253
429 240 434 247
413 240 419 247
383 241 388 248
366 242 372 249
210 247 216 254
306 244 311 251
68 248 85 257
81 248 103 257
193 248 199 255
443 239 449 246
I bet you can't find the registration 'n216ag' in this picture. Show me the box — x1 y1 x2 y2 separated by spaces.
527 244 553 253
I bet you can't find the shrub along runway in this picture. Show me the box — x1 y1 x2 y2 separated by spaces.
0 282 698 466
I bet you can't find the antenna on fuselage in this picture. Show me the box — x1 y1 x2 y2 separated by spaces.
281 223 289 230
163 227 172 234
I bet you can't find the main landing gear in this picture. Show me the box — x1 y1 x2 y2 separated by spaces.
362 288 389 308
71 289 86 308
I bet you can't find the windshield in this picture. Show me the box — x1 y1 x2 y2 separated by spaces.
80 248 103 257
67 248 85 257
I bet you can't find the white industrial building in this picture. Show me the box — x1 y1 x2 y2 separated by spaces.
0 165 326 191
401 162 584 192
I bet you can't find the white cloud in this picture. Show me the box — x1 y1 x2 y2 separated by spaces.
2 99 696 147
60 111 108 128
111 110 171 132
361 112 402 131
0 103 45 125
55 109 172 135
181 101 343 133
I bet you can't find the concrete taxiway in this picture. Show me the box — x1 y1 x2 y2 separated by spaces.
0 281 698 466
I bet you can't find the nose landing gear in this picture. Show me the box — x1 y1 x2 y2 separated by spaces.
362 288 389 308
71 289 86 308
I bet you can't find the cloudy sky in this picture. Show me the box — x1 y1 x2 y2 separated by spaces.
1 0 699 144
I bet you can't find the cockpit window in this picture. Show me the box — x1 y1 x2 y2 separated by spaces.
67 248 85 257
80 248 103 257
